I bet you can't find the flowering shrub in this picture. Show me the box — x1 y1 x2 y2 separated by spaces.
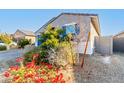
4 54 65 83
24 48 49 65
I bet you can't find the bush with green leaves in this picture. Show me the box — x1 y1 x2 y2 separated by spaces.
0 45 7 51
0 33 12 45
18 38 31 48
39 25 65 49
24 47 49 65
24 25 77 66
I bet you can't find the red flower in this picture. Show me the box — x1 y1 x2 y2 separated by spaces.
31 60 36 65
34 73 39 77
35 66 40 70
24 73 34 79
13 76 20 81
41 70 46 74
56 69 59 73
16 57 23 62
26 62 34 68
35 78 45 83
41 62 45 65
51 73 63 83
33 54 39 59
60 80 65 83
58 73 63 81
47 64 52 69
9 65 19 71
4 71 10 78
51 75 59 83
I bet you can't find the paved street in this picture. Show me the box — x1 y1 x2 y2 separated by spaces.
0 49 23 60
0 49 23 72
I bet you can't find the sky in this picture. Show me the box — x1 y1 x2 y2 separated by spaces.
0 9 124 36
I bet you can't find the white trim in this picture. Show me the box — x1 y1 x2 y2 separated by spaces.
63 22 76 26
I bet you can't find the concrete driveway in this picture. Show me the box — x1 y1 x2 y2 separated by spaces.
0 49 23 73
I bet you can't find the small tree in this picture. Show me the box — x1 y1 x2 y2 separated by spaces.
0 33 12 45
39 25 65 49
0 33 13 50
18 38 31 48
38 25 77 65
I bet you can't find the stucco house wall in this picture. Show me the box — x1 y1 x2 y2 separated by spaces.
90 22 99 53
49 14 91 41
25 36 35 44
35 13 100 55
47 14 93 54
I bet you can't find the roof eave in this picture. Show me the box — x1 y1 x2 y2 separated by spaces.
91 16 101 36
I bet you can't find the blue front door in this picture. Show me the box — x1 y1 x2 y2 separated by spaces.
37 35 42 46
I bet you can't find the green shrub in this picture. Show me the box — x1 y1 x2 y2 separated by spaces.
24 25 76 66
24 47 49 65
39 25 65 49
0 45 7 51
24 25 65 65
18 38 31 48
0 33 12 45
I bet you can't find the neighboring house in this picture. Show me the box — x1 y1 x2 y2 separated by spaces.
35 13 101 54
13 29 35 44
113 31 124 38
113 31 124 52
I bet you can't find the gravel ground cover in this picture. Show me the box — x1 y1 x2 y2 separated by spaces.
67 53 124 83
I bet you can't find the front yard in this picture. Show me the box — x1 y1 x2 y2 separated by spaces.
1 26 124 83
1 51 124 83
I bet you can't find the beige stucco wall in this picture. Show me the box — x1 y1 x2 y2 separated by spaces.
50 14 91 42
25 36 35 44
90 22 99 53
50 14 93 54
77 22 99 55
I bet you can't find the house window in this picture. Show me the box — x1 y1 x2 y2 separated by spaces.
62 23 80 35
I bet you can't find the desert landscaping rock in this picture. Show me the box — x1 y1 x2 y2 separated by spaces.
68 53 124 83
62 53 124 83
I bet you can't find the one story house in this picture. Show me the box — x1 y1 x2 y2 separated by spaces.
35 13 101 55
114 31 124 38
13 29 35 44
113 31 124 52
